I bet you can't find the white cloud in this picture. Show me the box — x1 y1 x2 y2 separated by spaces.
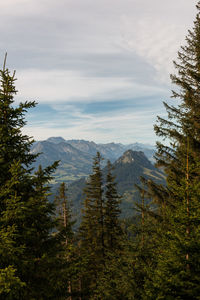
23 106 161 144
15 69 166 104
119 14 194 83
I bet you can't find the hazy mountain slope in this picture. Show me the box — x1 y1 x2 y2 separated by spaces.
65 139 155 161
46 137 66 144
112 150 162 193
110 150 165 217
31 137 156 184
31 141 93 183
66 150 165 221
124 143 155 162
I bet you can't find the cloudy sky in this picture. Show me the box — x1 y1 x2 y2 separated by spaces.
0 0 197 144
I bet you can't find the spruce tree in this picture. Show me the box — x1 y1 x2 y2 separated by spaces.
79 152 105 297
55 182 74 243
0 59 68 299
138 2 200 298
54 182 79 300
93 161 132 300
0 57 37 298
104 160 122 252
79 156 128 299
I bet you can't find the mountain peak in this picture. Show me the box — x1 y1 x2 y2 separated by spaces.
46 137 66 144
118 150 146 164
120 150 135 164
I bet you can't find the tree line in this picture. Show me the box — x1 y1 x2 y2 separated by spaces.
1 2 200 299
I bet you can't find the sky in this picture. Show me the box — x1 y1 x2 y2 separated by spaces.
0 0 197 145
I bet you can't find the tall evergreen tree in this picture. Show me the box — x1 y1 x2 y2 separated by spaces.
79 155 128 299
54 182 79 300
79 152 105 258
0 56 37 298
92 160 132 300
104 160 122 251
79 152 105 297
0 59 68 299
55 182 74 243
135 2 200 298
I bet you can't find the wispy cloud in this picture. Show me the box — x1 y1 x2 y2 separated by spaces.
15 69 167 104
23 99 165 144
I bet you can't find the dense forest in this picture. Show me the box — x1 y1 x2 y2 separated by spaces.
1 2 200 299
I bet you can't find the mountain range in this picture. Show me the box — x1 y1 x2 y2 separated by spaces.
31 137 164 220
31 137 156 184
65 149 165 220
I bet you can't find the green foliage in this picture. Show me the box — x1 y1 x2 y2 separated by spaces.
0 266 25 300
0 60 69 299
92 249 135 300
65 150 165 224
79 153 126 299
54 182 82 299
78 152 105 297
132 2 200 299
55 182 75 241
79 152 104 256
104 160 122 251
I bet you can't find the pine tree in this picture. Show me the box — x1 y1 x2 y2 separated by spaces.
93 160 133 300
0 56 37 298
79 156 128 299
0 161 29 299
126 188 159 299
0 59 68 299
54 182 79 300
79 152 105 258
138 2 200 298
104 160 122 252
55 182 74 243
0 55 36 184
78 152 105 297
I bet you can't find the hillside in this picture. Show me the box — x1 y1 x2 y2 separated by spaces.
62 150 165 221
31 140 93 183
110 150 165 217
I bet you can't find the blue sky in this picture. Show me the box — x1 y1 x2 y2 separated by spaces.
0 0 197 144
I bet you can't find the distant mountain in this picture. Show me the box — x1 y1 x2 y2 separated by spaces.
46 137 66 144
112 150 163 193
64 150 165 221
109 150 165 217
31 140 93 183
65 139 155 162
48 138 126 161
124 143 155 162
64 140 101 157
31 137 156 184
